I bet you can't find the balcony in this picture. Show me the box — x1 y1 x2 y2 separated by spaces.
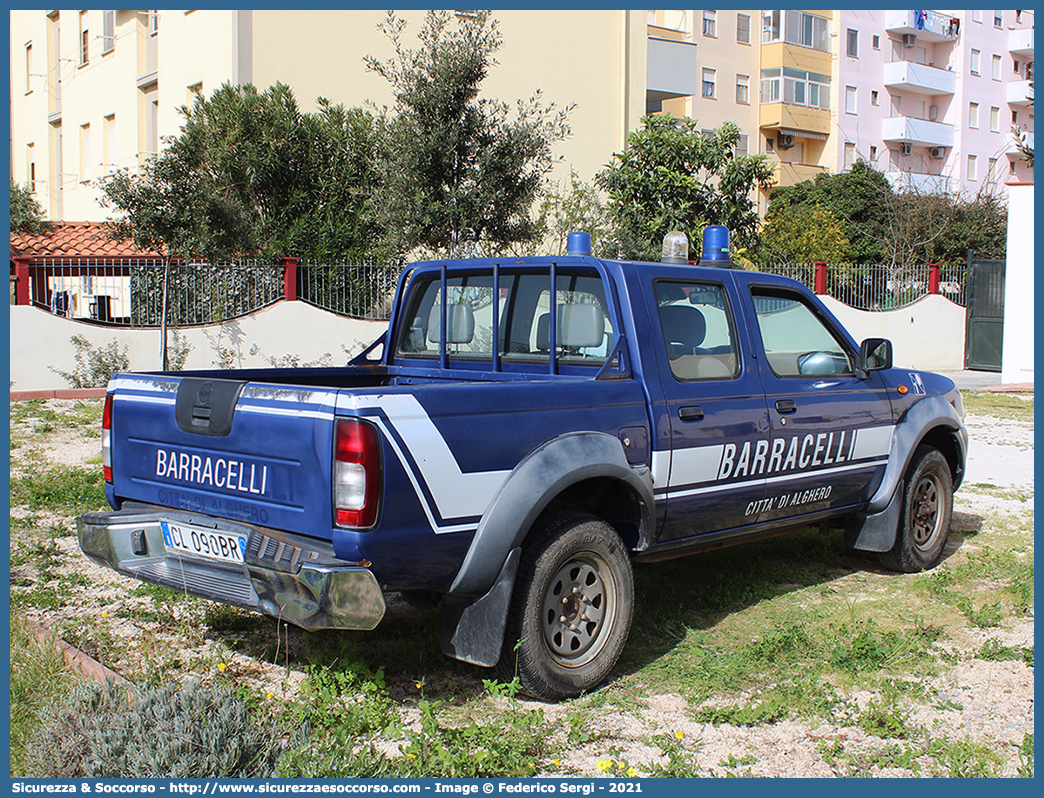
1007 79 1034 107
883 170 952 194
770 161 828 188
882 116 955 148
883 60 956 96
1009 27 1034 58
884 10 960 43
646 36 698 106
1007 130 1034 157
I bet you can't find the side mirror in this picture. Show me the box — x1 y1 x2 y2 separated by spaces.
856 337 892 379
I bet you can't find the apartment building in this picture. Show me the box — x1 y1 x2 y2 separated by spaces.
10 10 1034 225
11 9 652 222
651 9 1033 206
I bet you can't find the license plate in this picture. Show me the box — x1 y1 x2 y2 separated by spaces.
161 521 246 565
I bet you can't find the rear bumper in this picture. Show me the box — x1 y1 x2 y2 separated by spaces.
77 504 386 631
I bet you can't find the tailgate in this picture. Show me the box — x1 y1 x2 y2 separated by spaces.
108 375 339 541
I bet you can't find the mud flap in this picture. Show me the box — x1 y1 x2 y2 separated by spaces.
439 547 521 668
844 478 904 552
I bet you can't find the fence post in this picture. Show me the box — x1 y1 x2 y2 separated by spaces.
281 257 301 302
813 261 827 295
13 258 31 305
928 263 940 294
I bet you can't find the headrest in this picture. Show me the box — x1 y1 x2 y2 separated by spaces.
658 304 707 349
427 303 475 345
536 304 606 351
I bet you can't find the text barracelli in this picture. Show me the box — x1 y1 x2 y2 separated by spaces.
155 449 269 495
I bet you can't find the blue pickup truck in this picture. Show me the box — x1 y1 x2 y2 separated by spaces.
77 229 967 700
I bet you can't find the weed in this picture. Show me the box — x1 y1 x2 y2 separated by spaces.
11 463 107 513
1015 733 1033 778
692 697 788 727
856 697 913 740
956 597 1005 628
924 736 1003 778
975 638 1031 663
50 335 130 388
645 731 701 777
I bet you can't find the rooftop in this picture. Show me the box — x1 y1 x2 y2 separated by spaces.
10 221 163 261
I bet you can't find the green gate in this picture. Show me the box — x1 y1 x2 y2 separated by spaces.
964 255 1006 372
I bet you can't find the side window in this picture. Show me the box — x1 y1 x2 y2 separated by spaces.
751 289 853 377
655 281 738 380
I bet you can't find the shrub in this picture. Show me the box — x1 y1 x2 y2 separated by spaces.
26 679 290 778
50 335 130 388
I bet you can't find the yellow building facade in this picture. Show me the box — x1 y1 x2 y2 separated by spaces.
11 9 650 222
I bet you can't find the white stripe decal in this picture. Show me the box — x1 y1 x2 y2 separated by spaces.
363 394 510 529
852 425 894 460
237 405 334 421
669 444 726 486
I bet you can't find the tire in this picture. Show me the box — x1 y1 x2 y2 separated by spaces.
878 445 953 573
498 512 634 701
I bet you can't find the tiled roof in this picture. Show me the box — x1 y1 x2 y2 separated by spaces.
10 221 164 260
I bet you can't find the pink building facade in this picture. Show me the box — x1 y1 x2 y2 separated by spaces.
837 9 1033 197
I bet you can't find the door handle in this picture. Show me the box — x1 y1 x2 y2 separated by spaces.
775 399 798 414
678 405 704 421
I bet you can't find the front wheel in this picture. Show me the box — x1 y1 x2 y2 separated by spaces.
879 445 953 573
499 512 634 701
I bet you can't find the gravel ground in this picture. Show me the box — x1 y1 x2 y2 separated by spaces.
10 396 1034 778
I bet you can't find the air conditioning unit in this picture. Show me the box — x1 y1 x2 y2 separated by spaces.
929 146 945 159
903 33 917 47
900 142 912 155
777 132 795 149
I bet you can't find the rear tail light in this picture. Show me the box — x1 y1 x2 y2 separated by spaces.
334 419 381 528
102 393 113 483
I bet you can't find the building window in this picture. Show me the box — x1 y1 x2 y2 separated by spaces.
737 14 750 44
765 136 774 152
891 95 902 117
971 49 981 75
703 10 717 38
870 145 878 161
102 10 115 54
762 10 829 52
845 86 857 115
736 74 750 104
1009 159 1017 175
871 90 879 106
973 10 982 23
149 9 159 35
27 143 36 187
24 43 32 94
103 114 115 171
702 68 716 98
761 67 831 109
1012 109 1019 124
79 11 89 66
992 54 1002 80
969 102 979 128
844 141 856 169
967 154 978 181
79 123 92 182
994 10 1003 28
847 29 858 57
872 34 880 50
736 134 749 158
990 106 1000 132
988 157 998 182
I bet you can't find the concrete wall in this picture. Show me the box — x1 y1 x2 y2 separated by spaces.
820 294 967 371
11 294 967 392
1001 183 1034 385
9 301 387 392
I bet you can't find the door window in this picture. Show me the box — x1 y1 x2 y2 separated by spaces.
655 282 738 380
751 290 852 377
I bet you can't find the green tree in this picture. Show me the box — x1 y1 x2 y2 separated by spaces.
596 114 774 262
759 204 850 264
10 179 47 235
532 171 611 257
765 161 894 263
173 83 379 261
365 10 573 259
99 141 255 369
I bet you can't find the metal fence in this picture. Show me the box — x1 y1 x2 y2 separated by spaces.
298 262 400 321
754 262 967 310
18 258 967 327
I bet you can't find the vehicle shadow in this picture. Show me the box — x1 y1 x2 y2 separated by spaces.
210 514 985 704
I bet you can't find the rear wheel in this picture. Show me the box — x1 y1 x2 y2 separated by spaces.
879 445 953 573
499 512 634 701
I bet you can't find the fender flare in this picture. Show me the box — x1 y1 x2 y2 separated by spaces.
448 431 655 597
847 395 966 552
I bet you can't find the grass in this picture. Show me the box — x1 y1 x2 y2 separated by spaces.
960 390 1033 422
8 395 1035 778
